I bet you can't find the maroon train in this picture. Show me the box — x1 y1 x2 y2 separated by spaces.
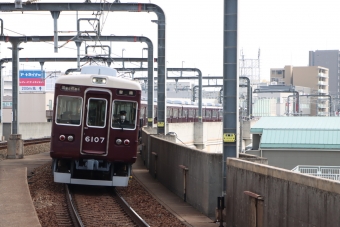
139 101 223 125
50 66 141 186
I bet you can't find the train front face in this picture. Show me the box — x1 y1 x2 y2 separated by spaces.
50 73 141 186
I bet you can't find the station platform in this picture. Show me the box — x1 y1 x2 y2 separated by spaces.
0 152 50 227
0 152 220 227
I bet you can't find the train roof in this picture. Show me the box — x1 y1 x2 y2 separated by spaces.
81 65 118 76
141 100 222 108
56 70 141 90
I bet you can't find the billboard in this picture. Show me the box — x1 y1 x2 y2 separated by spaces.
19 70 45 92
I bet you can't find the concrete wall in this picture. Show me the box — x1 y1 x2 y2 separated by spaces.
246 149 340 170
167 122 195 145
141 128 223 218
3 93 49 123
226 158 340 227
141 128 267 219
2 122 51 140
167 122 223 152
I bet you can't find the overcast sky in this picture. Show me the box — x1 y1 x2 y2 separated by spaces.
1 0 340 84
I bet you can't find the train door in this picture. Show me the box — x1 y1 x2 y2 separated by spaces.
81 89 111 155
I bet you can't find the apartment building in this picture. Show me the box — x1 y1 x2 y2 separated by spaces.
309 50 340 102
270 65 329 116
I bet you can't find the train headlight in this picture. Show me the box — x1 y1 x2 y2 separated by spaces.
67 135 74 142
116 139 122 145
92 77 107 84
59 135 66 141
124 139 130 145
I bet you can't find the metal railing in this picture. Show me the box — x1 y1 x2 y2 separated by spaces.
292 165 340 181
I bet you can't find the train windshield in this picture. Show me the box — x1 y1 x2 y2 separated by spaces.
112 100 138 129
86 98 107 128
55 96 83 125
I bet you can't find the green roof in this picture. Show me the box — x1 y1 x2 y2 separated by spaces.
251 117 340 150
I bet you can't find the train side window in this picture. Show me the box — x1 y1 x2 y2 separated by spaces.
167 107 171 117
183 109 187 118
112 100 138 130
87 98 107 127
196 109 200 117
55 95 82 126
206 110 212 118
188 109 194 117
173 108 178 118
219 109 223 119
212 110 218 117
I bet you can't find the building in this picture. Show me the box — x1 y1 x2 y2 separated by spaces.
270 65 329 116
309 50 340 110
1 70 60 123
247 117 340 170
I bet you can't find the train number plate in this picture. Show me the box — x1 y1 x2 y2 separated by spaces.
85 136 105 143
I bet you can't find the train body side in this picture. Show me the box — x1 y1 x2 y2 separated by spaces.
139 101 223 126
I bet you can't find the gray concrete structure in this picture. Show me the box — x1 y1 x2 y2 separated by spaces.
141 127 267 219
7 134 23 159
141 128 223 218
2 122 51 141
223 0 239 197
226 158 340 227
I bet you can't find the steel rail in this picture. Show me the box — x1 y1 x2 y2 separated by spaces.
0 137 51 149
23 137 51 145
114 188 150 227
65 185 85 227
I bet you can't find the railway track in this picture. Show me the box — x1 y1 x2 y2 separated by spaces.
64 184 149 227
0 137 51 149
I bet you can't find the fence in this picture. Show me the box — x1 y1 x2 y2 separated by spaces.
292 165 340 181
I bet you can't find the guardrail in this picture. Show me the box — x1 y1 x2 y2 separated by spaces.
292 165 340 181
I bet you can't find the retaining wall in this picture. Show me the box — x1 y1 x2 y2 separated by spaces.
226 158 340 227
141 127 222 218
2 122 51 140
